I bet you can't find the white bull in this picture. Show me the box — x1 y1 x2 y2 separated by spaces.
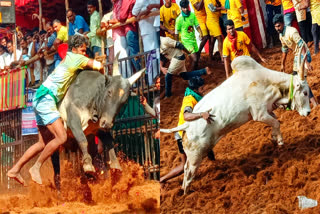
161 55 311 194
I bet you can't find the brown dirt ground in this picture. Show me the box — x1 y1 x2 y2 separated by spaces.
0 157 160 214
160 45 320 213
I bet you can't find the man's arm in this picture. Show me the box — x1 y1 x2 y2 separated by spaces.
86 59 104 74
140 96 156 117
196 26 203 40
249 43 267 63
281 51 288 72
193 0 204 11
160 59 168 74
160 21 174 36
224 56 231 79
184 109 214 124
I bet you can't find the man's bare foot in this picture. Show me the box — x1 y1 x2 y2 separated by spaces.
29 164 42 185
205 67 213 75
7 170 26 186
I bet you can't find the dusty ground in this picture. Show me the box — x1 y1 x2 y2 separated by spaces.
0 158 160 214
160 45 320 213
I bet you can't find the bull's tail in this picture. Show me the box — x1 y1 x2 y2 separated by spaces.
160 123 189 133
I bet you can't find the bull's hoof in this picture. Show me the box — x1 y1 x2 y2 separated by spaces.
83 155 96 173
83 163 96 173
277 141 284 146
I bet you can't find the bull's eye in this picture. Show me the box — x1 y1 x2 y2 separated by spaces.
303 91 308 96
108 90 112 97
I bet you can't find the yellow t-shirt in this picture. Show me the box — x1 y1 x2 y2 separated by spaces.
265 0 282 6
227 0 243 29
177 95 198 137
220 0 227 14
310 0 320 25
190 0 207 21
204 0 221 20
160 3 181 38
204 0 222 36
281 0 294 10
57 26 68 43
223 31 251 61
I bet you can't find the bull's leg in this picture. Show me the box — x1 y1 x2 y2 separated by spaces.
257 113 283 146
51 151 61 191
67 114 95 173
182 151 202 194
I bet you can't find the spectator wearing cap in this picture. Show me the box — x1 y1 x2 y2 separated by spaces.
86 0 103 57
160 36 212 98
223 19 267 79
160 76 216 185
67 8 90 36
175 0 203 71
273 14 318 107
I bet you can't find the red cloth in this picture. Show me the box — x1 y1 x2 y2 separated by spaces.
57 43 68 60
227 31 238 53
112 0 138 40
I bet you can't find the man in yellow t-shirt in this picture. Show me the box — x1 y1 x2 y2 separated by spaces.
225 0 245 31
160 0 181 39
160 76 215 185
190 0 211 58
203 0 224 61
223 20 267 78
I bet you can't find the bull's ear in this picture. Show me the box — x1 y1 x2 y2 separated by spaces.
105 75 110 86
112 52 120 76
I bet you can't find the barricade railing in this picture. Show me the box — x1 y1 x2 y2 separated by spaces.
108 49 160 180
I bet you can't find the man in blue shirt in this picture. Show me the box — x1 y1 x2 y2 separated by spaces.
67 8 90 36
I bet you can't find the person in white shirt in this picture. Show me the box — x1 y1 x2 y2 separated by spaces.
132 0 159 52
6 40 22 67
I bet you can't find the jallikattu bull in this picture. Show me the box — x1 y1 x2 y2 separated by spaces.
161 54 311 194
58 56 145 174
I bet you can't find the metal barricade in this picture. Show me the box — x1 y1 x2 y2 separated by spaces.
109 49 160 180
0 109 38 190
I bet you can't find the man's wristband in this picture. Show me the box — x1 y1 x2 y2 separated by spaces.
199 113 202 118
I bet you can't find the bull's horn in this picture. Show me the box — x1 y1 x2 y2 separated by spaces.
299 52 307 81
127 68 146 86
112 52 121 76
297 45 303 72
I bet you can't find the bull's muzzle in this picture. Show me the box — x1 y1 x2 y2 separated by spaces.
100 120 113 129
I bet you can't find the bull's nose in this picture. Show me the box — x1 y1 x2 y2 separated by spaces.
100 121 113 129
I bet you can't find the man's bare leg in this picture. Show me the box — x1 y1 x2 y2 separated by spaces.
29 118 67 184
160 154 186 184
7 131 46 185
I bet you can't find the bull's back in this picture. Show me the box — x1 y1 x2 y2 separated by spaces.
185 71 258 145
